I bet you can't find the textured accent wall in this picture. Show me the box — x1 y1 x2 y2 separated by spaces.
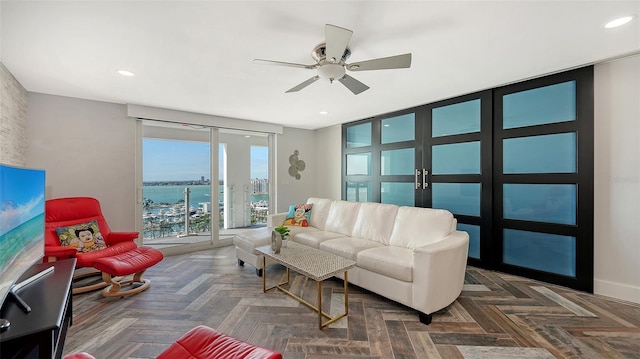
0 62 28 166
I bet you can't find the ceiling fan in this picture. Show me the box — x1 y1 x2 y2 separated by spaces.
254 24 412 95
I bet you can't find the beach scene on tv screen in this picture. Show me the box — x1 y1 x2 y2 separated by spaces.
0 165 45 302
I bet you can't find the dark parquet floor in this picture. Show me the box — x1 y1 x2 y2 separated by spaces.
63 246 640 358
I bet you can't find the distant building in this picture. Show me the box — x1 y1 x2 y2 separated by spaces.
251 178 269 193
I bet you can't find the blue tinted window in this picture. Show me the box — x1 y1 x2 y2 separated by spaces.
504 184 576 225
503 81 576 129
458 223 480 259
503 133 576 174
381 182 414 206
346 153 370 175
381 148 414 175
346 182 371 202
346 123 371 147
432 141 480 174
432 99 481 137
381 114 415 144
432 183 481 216
503 229 576 277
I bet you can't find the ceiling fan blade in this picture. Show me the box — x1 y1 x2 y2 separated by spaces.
347 53 412 71
338 74 369 95
325 24 353 64
286 76 320 93
253 59 316 70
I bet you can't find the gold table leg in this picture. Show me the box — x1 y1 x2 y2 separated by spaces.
261 263 350 329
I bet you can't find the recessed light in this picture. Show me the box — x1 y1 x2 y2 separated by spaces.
117 69 135 76
319 111 329 115
245 135 251 138
605 16 634 28
383 124 390 127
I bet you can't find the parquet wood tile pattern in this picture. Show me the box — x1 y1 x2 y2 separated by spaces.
63 246 640 358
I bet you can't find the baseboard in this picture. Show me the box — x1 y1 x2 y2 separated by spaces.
594 279 640 304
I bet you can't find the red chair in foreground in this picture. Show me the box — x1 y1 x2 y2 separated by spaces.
65 325 283 359
45 197 139 294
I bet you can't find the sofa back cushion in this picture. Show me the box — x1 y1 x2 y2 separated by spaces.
324 200 361 236
351 202 398 245
389 207 454 249
306 197 333 230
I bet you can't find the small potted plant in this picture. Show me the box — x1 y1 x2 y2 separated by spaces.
274 224 290 240
271 225 290 253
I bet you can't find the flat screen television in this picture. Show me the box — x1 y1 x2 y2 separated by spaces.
0 164 46 327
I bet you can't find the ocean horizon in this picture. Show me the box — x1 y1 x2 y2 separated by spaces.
143 184 268 210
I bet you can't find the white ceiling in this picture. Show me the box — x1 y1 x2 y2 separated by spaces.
1 1 639 130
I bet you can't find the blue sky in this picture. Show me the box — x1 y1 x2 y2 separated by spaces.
0 165 45 234
143 139 268 181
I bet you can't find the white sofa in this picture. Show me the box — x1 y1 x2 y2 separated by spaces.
233 197 469 324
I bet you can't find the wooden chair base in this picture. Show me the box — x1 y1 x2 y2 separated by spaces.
101 270 151 298
72 269 123 294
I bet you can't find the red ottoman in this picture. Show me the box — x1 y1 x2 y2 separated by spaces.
92 246 163 297
157 325 282 359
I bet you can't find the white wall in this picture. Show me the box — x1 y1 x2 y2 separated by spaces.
315 125 342 200
26 93 137 233
25 93 318 233
275 127 317 212
593 54 640 304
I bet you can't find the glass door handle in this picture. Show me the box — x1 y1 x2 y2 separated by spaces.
423 169 429 189
415 169 422 190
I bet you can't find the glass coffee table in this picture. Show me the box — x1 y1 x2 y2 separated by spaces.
256 241 356 329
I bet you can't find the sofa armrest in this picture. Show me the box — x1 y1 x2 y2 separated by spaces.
267 212 288 227
412 230 469 315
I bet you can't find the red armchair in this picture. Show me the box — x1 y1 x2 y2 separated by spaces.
157 325 282 359
65 325 283 359
45 197 139 293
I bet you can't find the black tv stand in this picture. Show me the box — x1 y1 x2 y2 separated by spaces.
7 266 56 315
0 259 75 359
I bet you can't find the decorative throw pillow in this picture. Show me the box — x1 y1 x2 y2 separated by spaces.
55 220 107 253
283 203 313 227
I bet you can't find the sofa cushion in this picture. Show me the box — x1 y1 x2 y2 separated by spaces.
285 225 319 238
351 202 398 245
306 197 333 230
324 200 361 236
319 237 384 261
283 203 312 227
389 207 454 249
357 246 413 282
293 230 344 249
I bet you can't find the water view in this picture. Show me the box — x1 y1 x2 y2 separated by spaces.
142 183 268 239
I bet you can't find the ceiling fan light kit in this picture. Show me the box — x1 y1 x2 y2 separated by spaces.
317 63 345 82
254 24 412 95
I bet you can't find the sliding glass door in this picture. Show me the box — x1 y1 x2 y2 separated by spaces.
423 92 492 263
342 66 594 292
493 67 593 291
139 121 221 253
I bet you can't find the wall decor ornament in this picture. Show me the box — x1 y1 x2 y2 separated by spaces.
288 149 306 180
